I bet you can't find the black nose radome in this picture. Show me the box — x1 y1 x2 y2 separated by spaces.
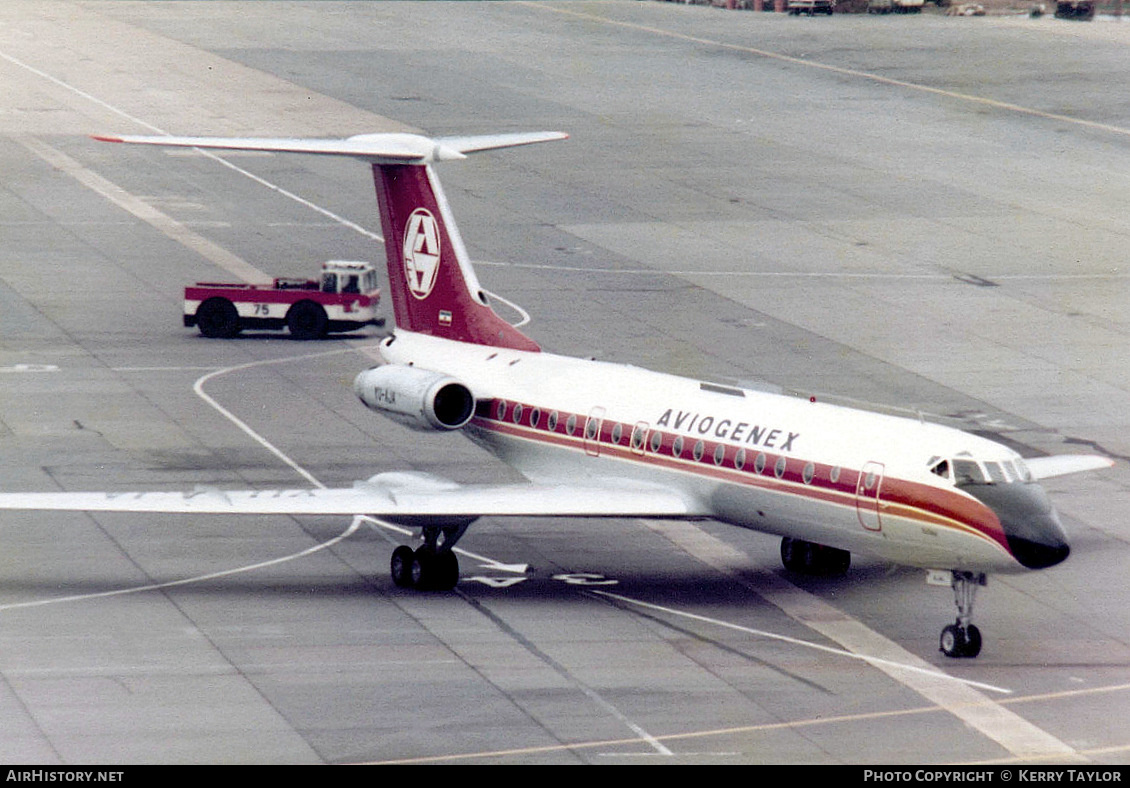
963 483 1071 569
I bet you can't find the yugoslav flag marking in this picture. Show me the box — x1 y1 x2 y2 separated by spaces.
403 208 441 300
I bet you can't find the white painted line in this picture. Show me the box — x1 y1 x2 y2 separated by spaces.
588 588 1011 695
638 518 1084 762
1 45 561 344
0 516 363 613
191 355 335 490
16 136 273 285
530 2 1130 142
0 365 59 373
479 260 1130 282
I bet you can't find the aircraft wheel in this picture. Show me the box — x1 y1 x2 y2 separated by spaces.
821 544 851 575
409 546 459 591
196 298 241 338
781 537 808 572
940 623 982 658
286 300 328 339
390 545 415 588
432 550 460 591
410 546 436 589
963 625 982 658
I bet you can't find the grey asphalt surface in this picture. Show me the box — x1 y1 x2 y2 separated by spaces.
0 0 1127 764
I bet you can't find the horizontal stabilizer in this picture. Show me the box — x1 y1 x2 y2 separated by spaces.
0 474 705 519
1026 454 1114 480
92 131 568 164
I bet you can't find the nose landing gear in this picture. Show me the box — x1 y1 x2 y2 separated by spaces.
940 570 986 658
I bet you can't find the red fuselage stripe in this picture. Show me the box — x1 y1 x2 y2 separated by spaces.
470 398 1012 556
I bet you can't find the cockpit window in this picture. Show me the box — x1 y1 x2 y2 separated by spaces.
930 459 950 479
984 462 1006 484
946 457 1032 486
952 459 986 485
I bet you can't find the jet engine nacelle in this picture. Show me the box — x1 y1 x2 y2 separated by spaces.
353 364 475 431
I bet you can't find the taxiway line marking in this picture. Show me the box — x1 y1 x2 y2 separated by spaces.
0 46 381 248
14 135 273 285
638 518 1084 763
7 25 1089 762
364 680 1130 764
480 260 1130 282
0 516 363 613
528 2 1130 141
588 588 1010 695
190 354 341 490
3 48 540 324
16 345 675 758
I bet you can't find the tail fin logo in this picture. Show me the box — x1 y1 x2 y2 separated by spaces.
402 208 441 300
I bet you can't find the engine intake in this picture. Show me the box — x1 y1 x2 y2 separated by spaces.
353 365 475 431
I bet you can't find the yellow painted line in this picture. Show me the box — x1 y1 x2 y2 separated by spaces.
362 681 1130 764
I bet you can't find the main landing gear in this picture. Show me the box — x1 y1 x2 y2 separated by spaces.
780 537 851 576
940 570 985 658
391 544 459 590
389 521 469 591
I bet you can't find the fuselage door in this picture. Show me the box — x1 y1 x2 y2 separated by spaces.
855 461 885 532
584 407 605 457
630 421 649 456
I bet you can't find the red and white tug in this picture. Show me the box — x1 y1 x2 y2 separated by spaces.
184 260 383 339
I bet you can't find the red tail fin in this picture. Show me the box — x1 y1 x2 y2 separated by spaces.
372 163 539 352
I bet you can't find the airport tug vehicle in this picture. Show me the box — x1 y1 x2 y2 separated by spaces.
184 260 383 339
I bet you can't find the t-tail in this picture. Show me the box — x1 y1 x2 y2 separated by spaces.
93 130 567 351
371 157 539 350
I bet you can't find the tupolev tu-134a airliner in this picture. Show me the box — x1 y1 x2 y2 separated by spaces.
0 130 1113 659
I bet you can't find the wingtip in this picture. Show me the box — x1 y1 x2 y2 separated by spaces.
91 134 124 143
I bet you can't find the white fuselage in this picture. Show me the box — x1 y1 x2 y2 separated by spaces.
379 330 1036 574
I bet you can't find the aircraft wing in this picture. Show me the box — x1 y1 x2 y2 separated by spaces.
0 473 705 518
1025 454 1114 480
